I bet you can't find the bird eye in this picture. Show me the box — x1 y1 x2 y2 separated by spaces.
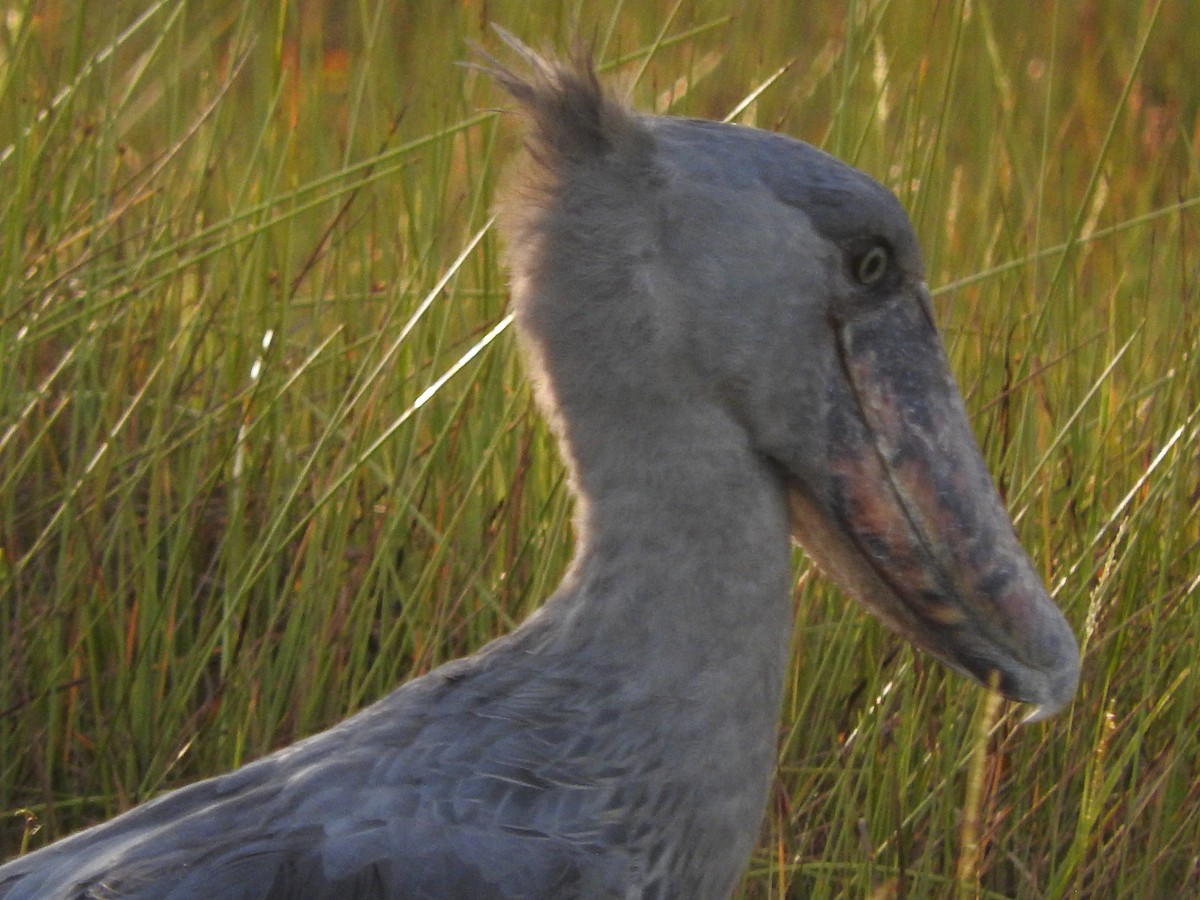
855 244 890 285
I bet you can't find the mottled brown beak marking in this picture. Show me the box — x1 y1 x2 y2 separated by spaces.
794 286 1079 719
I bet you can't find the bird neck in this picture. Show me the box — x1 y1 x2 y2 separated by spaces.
514 397 794 886
543 397 795 706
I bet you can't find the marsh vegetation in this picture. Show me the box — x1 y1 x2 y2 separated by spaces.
1 1 1196 896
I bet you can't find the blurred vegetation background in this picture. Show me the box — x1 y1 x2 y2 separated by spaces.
0 1 1196 896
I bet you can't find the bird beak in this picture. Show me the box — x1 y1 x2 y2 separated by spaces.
788 284 1079 719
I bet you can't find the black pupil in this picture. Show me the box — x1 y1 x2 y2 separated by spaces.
859 247 887 283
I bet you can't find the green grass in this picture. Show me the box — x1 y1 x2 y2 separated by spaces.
1 1 1197 896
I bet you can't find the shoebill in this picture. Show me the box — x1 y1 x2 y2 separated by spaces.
0 35 1078 900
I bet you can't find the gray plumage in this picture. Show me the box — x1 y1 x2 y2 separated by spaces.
0 33 1078 900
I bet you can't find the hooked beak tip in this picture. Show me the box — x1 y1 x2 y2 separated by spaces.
1019 644 1081 723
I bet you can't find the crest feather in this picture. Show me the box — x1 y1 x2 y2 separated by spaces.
478 27 648 179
